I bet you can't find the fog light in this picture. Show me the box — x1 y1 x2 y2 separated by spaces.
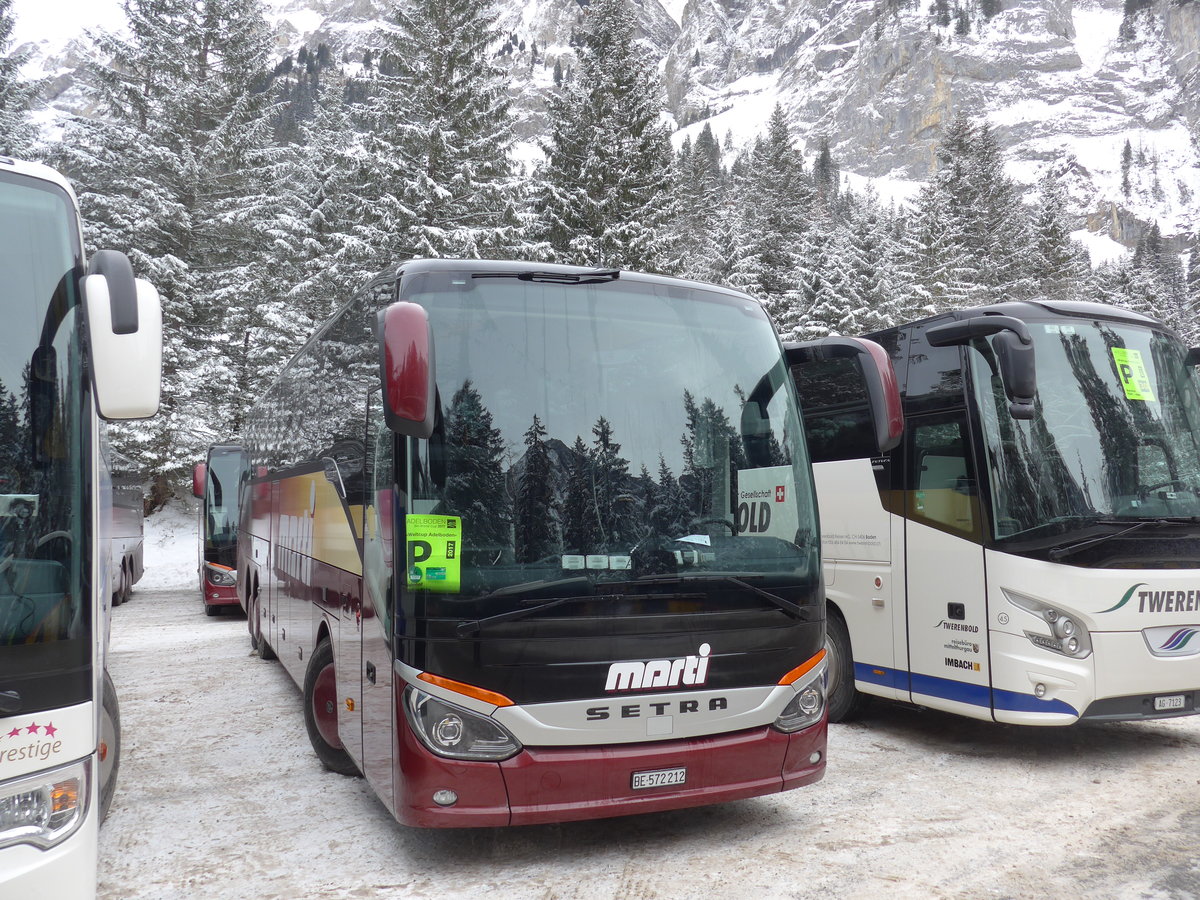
1061 618 1075 636
1066 637 1079 654
432 790 458 807
809 751 822 764
1034 683 1046 698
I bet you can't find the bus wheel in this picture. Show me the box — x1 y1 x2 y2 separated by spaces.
99 670 121 822
112 568 127 607
119 563 132 604
204 603 222 617
825 611 870 723
303 639 359 776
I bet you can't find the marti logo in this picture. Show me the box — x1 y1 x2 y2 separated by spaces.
1104 583 1200 615
605 644 712 692
1 721 65 764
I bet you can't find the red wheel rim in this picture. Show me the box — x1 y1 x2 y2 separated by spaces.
312 662 343 749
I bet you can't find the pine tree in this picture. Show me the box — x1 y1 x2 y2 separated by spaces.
562 435 599 555
515 415 557 564
444 380 511 551
1031 165 1091 303
363 0 520 260
534 0 675 271
52 0 279 486
590 416 635 550
0 0 37 157
672 123 726 281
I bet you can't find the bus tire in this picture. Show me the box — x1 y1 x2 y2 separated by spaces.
303 639 359 776
119 561 132 604
204 602 221 617
99 670 121 822
825 610 870 723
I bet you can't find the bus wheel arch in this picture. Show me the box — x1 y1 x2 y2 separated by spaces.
825 604 870 723
302 637 359 776
99 669 121 822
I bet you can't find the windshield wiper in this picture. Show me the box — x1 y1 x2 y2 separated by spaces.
472 269 620 285
455 588 707 637
636 574 811 621
1048 518 1178 561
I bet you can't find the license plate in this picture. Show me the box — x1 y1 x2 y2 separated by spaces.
631 767 686 790
1155 694 1186 711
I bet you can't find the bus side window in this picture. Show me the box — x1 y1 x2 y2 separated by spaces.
908 416 981 539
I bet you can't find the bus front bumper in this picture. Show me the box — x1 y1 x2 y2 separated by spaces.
396 721 826 828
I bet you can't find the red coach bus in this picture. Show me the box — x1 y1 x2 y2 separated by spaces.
192 444 246 615
237 259 899 827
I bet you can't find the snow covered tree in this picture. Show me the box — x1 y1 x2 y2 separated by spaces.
534 0 675 271
52 0 278 485
672 123 726 282
727 107 812 323
1030 165 1091 303
362 0 519 260
0 0 37 157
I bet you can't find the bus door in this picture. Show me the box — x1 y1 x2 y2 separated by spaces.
902 411 991 720
356 403 395 809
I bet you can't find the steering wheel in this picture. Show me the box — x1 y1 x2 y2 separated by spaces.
690 517 736 535
35 530 73 548
1145 481 1189 494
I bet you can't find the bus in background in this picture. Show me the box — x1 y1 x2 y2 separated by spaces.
0 157 162 897
107 448 145 608
794 301 1200 725
192 445 246 616
238 258 901 827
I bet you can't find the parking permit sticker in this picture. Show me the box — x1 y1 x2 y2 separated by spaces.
1112 348 1156 402
406 515 461 592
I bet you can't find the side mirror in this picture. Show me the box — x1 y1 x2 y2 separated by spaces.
193 463 207 499
1185 347 1200 367
83 250 162 420
786 336 904 461
378 301 436 438
927 315 1036 420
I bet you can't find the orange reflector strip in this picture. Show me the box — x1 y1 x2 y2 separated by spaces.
208 562 234 572
778 648 827 685
418 672 515 708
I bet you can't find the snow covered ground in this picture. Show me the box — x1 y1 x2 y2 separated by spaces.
98 506 1200 899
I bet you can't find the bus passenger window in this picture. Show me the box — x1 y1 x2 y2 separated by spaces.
909 418 979 538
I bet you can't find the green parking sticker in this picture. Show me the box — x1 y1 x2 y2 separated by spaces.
406 515 461 592
1112 347 1156 402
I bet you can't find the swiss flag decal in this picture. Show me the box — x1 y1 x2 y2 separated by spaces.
775 485 786 503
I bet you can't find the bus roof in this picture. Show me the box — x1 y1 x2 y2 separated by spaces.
0 157 79 205
869 299 1165 339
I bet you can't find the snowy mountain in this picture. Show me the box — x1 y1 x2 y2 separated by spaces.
13 0 1200 251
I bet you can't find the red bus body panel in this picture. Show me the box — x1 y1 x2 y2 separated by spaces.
394 679 826 827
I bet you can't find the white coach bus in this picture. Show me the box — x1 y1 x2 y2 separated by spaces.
0 157 161 898
792 301 1200 725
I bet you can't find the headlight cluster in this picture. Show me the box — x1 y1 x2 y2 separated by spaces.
403 687 521 761
1003 589 1093 659
0 759 89 851
205 563 236 587
773 663 826 733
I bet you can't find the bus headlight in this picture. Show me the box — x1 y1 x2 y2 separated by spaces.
0 759 90 851
205 563 236 587
403 687 521 761
773 664 826 733
1003 590 1093 660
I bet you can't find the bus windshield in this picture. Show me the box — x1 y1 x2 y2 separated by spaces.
399 270 819 599
204 447 244 567
0 171 91 713
970 318 1200 540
